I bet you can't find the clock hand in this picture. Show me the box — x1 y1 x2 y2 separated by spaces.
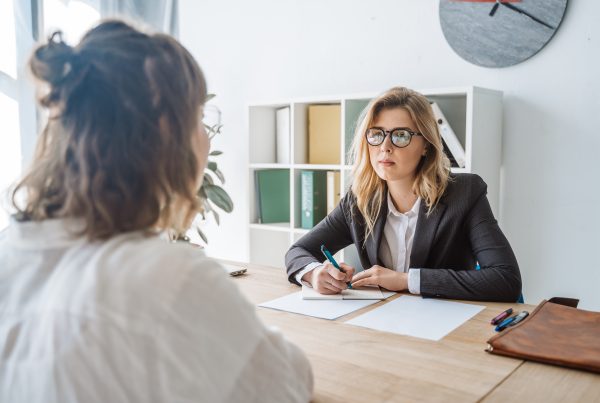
489 2 499 17
500 1 556 29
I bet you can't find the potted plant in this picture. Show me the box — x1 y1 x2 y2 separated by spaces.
177 94 234 244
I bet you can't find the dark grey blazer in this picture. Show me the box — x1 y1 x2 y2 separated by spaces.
285 173 521 302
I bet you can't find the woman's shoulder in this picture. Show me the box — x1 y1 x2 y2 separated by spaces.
89 234 232 306
443 173 487 201
104 234 226 281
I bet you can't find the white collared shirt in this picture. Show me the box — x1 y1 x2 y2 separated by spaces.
295 194 421 294
0 219 313 403
379 194 421 294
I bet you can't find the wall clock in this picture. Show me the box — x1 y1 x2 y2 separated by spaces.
439 0 568 68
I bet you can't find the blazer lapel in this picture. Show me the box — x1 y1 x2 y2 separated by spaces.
366 200 388 266
410 201 446 267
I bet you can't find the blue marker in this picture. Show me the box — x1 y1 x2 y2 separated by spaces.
495 315 516 332
320 244 352 289
495 310 530 332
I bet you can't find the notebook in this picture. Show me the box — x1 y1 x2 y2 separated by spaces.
259 292 379 320
302 285 385 300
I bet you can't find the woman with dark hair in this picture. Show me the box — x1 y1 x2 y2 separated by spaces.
0 20 312 403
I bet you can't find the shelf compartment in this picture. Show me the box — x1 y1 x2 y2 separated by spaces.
249 104 291 164
292 101 343 165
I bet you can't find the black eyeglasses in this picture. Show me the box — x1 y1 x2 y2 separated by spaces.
365 127 423 148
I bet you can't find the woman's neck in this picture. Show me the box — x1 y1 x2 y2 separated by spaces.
386 177 418 214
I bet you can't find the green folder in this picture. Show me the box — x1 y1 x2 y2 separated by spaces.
255 169 290 224
301 170 327 229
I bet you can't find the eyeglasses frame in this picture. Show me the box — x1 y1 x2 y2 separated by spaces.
365 127 424 148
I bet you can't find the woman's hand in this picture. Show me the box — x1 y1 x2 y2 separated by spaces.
351 265 408 291
303 263 355 295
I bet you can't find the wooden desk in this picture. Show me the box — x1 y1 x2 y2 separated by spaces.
223 261 600 403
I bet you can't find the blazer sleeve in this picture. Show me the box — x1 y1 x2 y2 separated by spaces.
419 179 522 302
285 193 355 285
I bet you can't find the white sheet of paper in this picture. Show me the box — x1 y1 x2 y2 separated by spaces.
381 290 396 299
258 291 379 320
302 285 385 300
345 295 485 341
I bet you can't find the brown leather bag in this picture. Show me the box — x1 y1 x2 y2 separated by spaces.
486 299 600 373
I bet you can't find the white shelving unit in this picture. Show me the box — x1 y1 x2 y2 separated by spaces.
248 86 503 269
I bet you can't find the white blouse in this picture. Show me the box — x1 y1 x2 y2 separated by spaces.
0 219 313 403
379 194 421 294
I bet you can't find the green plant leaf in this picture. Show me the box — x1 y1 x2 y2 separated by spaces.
209 150 223 156
212 209 220 225
203 173 214 185
196 226 208 244
204 184 234 213
214 168 225 184
207 161 217 172
206 93 216 102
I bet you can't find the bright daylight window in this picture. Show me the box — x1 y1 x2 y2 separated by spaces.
0 0 100 230
0 0 20 230
43 0 101 43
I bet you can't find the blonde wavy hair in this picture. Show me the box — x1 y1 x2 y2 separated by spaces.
11 20 207 239
350 87 451 241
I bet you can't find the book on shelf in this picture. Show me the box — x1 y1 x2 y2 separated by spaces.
276 107 290 164
326 171 341 214
255 169 290 224
308 104 341 165
430 102 465 168
300 170 327 229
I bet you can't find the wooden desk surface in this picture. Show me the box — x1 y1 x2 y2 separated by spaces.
223 261 600 403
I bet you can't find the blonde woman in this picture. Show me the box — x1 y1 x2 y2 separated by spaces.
285 87 521 302
0 21 312 403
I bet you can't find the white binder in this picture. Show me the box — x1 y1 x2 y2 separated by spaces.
430 102 465 168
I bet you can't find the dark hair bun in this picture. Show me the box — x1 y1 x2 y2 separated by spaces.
30 31 76 86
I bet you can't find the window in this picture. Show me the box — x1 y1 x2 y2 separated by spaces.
43 0 100 44
0 0 18 79
0 0 101 230
0 0 21 230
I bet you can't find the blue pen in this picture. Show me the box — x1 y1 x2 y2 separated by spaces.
320 244 352 289
495 315 516 332
507 311 529 327
495 310 530 332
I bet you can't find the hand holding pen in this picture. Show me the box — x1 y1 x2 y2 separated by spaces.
302 245 355 295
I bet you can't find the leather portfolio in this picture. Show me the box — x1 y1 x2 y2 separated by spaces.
486 299 600 373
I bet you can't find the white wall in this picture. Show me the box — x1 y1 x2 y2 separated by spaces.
179 0 600 310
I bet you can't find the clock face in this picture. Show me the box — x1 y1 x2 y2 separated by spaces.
439 0 568 68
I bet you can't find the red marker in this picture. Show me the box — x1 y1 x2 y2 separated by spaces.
490 308 513 325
